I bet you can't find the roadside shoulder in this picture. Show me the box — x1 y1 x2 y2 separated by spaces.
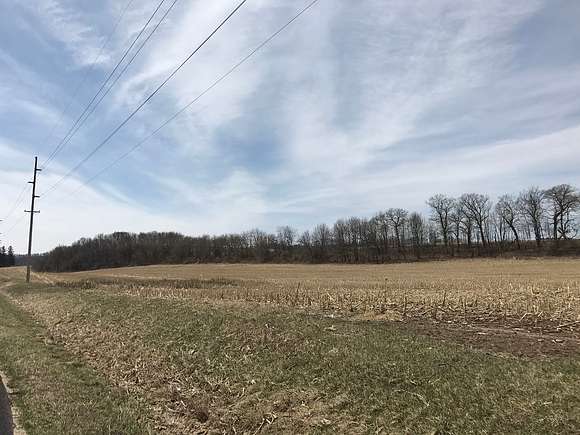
0 370 26 435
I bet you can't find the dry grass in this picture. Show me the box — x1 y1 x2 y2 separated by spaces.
0 291 151 435
33 259 580 330
2 261 580 433
47 258 580 281
5 283 580 434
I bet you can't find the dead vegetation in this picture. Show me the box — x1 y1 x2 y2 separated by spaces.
1 260 580 433
6 285 580 434
46 259 580 332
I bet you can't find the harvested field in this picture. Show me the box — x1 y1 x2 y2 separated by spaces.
40 259 580 332
49 258 580 281
0 259 579 434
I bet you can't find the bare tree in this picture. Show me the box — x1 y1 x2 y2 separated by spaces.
544 184 580 244
408 212 426 258
298 230 313 262
459 193 492 247
453 200 474 248
367 216 383 262
427 194 455 247
519 187 545 247
312 223 332 261
332 219 349 262
489 210 506 245
358 218 374 262
276 226 297 251
244 229 275 261
427 221 438 247
386 208 408 253
33 181 580 272
374 212 390 261
347 217 362 262
495 195 522 249
449 205 463 249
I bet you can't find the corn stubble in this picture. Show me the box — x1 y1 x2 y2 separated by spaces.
55 259 580 331
3 259 579 434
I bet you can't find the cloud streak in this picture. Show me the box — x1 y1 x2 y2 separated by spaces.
1 0 579 253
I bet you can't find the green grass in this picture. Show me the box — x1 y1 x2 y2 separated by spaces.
0 290 151 435
3 279 579 434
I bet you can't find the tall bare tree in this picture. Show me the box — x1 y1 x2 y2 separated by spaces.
347 217 363 262
490 210 506 245
495 195 522 249
386 208 408 253
544 184 580 244
298 230 313 261
368 216 383 262
459 203 475 248
427 194 455 247
276 226 297 251
332 219 349 262
459 193 492 247
358 218 374 263
409 212 426 258
32 182 580 272
374 212 390 260
519 187 545 247
312 223 332 261
449 205 463 249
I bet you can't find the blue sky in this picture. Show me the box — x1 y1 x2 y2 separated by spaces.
1 0 580 253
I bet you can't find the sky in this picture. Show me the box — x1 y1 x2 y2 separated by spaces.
1 0 580 254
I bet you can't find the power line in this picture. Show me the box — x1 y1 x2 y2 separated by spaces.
44 0 249 197
66 0 321 198
1 0 136 240
1 0 137 249
1 183 28 223
41 0 170 171
39 0 136 169
2 215 26 239
49 0 181 169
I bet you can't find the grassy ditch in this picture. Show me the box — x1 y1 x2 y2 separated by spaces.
0 285 151 435
3 278 580 434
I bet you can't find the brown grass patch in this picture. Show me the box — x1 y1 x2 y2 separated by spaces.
35 259 580 333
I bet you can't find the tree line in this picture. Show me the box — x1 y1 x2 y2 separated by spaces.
34 183 580 272
0 246 16 268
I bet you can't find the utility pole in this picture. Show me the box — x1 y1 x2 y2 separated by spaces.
25 156 41 283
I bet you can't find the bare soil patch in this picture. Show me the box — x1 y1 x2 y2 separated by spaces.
395 320 580 358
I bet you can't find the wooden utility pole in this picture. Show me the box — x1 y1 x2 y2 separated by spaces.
25 156 41 283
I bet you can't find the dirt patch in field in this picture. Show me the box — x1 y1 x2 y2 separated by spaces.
338 304 579 358
389 320 580 358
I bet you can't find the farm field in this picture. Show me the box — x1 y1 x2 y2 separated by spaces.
0 259 579 434
45 258 580 333
47 257 580 281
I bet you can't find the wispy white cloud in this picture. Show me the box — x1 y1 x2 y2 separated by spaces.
23 0 110 68
272 0 546 180
1 0 580 253
152 168 271 230
0 49 63 128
